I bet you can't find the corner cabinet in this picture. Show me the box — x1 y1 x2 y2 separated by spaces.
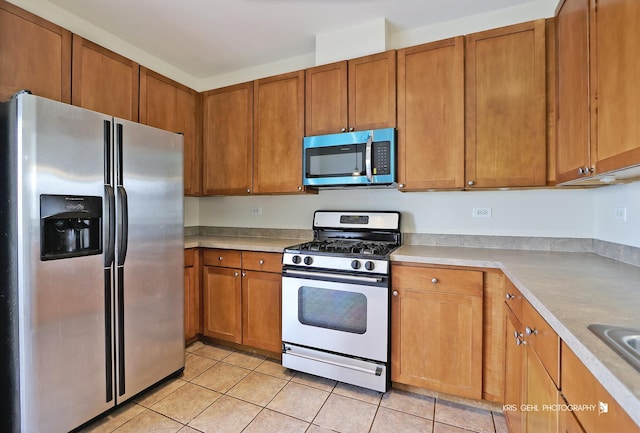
0 0 71 102
465 20 547 188
396 37 464 191
304 50 396 136
253 71 310 194
391 264 484 399
71 35 139 121
202 82 253 195
139 67 201 196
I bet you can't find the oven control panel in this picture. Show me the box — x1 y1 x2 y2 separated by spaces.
283 252 389 275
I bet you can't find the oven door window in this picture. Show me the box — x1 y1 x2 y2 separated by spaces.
298 286 367 334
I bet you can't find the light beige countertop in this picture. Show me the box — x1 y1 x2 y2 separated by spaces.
184 235 306 252
392 245 640 426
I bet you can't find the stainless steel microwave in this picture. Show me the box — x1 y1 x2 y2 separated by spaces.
302 128 396 187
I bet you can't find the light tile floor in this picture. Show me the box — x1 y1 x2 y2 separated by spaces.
79 341 509 433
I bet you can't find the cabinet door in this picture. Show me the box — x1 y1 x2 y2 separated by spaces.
525 346 559 433
504 308 526 433
593 0 640 174
348 50 396 131
391 266 483 399
0 0 71 102
253 71 306 194
305 61 348 136
559 409 586 433
242 270 281 353
556 0 592 183
202 82 253 195
202 266 242 343
139 67 201 195
397 37 464 191
465 20 546 188
72 35 139 121
184 265 196 340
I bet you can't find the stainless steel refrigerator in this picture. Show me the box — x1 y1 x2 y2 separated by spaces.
0 92 185 433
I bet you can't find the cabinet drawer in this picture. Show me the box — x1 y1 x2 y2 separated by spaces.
504 278 524 321
522 300 559 387
241 251 282 273
203 249 242 268
392 265 482 296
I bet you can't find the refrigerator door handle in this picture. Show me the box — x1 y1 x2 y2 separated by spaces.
104 268 113 403
116 186 128 266
104 185 115 267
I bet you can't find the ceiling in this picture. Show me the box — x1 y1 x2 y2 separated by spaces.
17 0 544 84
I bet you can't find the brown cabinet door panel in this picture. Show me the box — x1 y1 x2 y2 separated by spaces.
465 20 547 188
202 82 253 195
202 266 242 343
0 1 71 102
242 271 281 353
72 35 139 121
397 37 464 191
348 50 396 131
139 67 201 195
305 61 348 136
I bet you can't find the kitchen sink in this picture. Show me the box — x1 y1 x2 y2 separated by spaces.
588 324 640 372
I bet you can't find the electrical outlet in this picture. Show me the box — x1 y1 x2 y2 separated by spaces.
614 207 627 222
251 207 263 216
472 207 492 218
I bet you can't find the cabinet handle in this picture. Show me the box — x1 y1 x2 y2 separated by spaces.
259 259 265 265
431 278 438 284
246 188 251 193
467 180 475 186
242 272 246 277
505 293 515 300
349 127 354 132
392 290 398 297
516 337 525 346
297 185 302 191
234 271 239 277
341 127 346 132
219 256 223 261
578 167 585 175
398 183 405 188
525 326 538 336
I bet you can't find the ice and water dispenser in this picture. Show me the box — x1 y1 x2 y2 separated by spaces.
40 195 102 260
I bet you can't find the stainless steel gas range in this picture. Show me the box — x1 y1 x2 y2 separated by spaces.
281 211 401 392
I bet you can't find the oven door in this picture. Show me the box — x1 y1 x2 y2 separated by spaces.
281 268 389 362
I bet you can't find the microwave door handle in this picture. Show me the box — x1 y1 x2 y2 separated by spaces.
365 132 373 182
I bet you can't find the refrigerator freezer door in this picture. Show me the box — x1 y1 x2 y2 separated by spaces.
113 118 184 403
15 94 115 432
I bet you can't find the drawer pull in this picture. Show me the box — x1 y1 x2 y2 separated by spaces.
505 293 515 300
219 256 223 261
259 259 265 265
431 278 438 284
525 326 538 336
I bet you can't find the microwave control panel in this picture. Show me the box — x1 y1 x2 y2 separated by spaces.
372 141 391 175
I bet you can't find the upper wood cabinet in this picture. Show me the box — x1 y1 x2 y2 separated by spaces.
305 50 396 136
253 70 309 194
0 0 71 102
397 37 464 191
591 0 640 176
139 67 201 196
465 20 547 188
72 35 139 121
556 0 592 183
202 82 253 195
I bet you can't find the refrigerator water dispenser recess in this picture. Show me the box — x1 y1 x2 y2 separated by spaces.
40 195 102 261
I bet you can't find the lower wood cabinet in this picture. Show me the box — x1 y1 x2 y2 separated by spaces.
525 344 560 433
391 264 484 399
504 307 526 433
202 249 282 353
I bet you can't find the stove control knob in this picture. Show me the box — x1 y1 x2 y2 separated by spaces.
304 256 314 265
351 260 361 270
292 255 301 264
364 261 375 271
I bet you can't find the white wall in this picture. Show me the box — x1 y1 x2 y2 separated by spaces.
594 182 640 248
192 188 594 237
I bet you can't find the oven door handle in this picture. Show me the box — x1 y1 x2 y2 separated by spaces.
283 269 383 284
283 345 383 376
